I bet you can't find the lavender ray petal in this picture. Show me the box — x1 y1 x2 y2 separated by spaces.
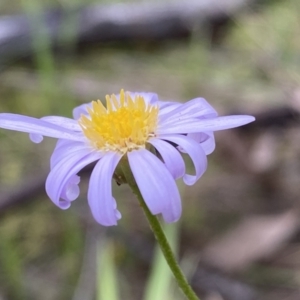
128 149 181 222
126 92 159 105
158 102 182 119
159 134 207 185
28 116 81 143
157 118 206 134
187 132 216 155
158 101 181 110
73 103 92 119
157 115 255 134
88 151 122 226
46 147 102 208
148 138 185 179
41 116 81 131
61 175 81 201
0 113 83 141
50 140 89 169
159 97 218 123
29 133 44 143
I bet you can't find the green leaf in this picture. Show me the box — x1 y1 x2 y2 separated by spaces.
143 222 179 300
97 239 120 300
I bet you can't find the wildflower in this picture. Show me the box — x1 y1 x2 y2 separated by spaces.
0 90 254 226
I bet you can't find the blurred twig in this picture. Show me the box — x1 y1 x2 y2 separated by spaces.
191 266 258 300
201 211 300 272
242 106 300 131
0 163 94 214
72 224 103 300
0 0 253 68
0 172 47 212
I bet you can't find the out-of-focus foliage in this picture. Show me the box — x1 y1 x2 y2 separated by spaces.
0 0 300 299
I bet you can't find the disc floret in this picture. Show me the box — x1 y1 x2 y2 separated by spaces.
79 90 159 154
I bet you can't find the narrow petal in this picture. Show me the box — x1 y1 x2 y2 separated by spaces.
88 151 122 226
73 103 92 119
148 138 185 179
195 115 255 131
29 133 44 143
157 115 255 134
157 118 206 134
0 113 83 141
128 149 181 222
159 134 207 185
60 175 80 201
50 140 90 169
158 101 181 110
187 132 215 155
158 101 182 118
159 97 218 123
46 146 102 208
126 92 159 105
53 138 73 153
50 140 86 202
161 195 182 223
41 116 81 131
28 117 80 143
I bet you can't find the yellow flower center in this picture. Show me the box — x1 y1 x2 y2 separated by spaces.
78 90 159 154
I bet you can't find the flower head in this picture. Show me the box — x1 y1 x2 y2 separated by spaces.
0 90 254 226
79 90 159 153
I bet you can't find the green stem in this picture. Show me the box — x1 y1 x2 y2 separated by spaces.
121 159 200 300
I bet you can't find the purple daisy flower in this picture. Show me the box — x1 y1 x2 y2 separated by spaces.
0 90 254 226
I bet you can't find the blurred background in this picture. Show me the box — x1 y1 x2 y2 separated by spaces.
0 0 300 299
